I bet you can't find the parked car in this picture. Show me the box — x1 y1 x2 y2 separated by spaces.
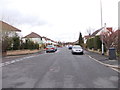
68 45 73 49
71 45 83 55
46 45 57 53
54 46 57 51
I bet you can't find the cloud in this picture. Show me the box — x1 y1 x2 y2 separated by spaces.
2 10 47 26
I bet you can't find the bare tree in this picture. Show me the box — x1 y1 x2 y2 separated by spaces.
113 30 120 54
86 27 95 35
100 29 116 50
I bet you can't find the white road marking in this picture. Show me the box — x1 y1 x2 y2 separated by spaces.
15 59 21 62
10 60 16 64
1 63 5 67
0 63 3 67
0 54 41 67
4 61 11 65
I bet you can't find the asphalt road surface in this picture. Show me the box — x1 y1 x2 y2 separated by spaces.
2 47 119 88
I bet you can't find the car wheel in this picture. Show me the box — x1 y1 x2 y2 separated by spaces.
81 52 84 55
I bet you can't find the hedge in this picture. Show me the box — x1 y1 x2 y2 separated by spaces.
86 36 102 50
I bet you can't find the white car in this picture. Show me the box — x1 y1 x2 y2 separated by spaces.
71 45 83 55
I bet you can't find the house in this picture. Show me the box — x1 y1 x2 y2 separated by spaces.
1 20 21 56
42 36 53 46
72 40 78 45
23 32 43 49
50 40 58 45
96 27 113 36
42 36 47 46
83 27 113 44
42 36 58 47
83 35 91 44
1 20 21 37
42 37 51 45
83 27 103 44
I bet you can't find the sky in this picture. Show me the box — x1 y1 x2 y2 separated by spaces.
0 0 119 42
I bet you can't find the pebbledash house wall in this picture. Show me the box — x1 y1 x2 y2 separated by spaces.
22 37 44 48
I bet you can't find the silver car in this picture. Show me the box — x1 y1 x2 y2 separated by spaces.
46 45 57 53
71 45 83 55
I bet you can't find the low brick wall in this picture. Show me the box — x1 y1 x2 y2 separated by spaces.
7 49 41 56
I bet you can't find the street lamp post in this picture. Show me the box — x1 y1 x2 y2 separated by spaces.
100 0 104 55
100 0 103 28
101 23 106 55
101 37 104 55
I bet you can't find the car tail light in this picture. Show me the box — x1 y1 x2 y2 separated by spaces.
51 48 54 49
46 48 48 50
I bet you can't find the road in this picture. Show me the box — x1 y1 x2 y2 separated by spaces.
2 47 118 88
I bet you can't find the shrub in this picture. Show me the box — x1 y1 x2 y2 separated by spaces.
12 35 20 50
22 39 39 50
86 36 102 50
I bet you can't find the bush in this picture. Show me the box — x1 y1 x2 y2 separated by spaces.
86 36 102 50
34 43 39 50
21 39 39 50
2 34 13 52
86 38 94 49
12 35 20 50
3 33 20 51
94 36 102 50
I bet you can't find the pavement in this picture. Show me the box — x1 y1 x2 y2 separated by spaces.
85 50 120 72
2 47 119 88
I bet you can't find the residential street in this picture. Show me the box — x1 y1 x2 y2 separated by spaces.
2 47 118 88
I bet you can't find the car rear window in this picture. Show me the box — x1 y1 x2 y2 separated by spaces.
47 45 54 48
73 46 82 49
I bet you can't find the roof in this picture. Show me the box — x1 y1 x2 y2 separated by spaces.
84 35 91 39
84 27 114 39
24 32 42 38
91 30 100 36
106 27 112 32
42 36 57 43
91 27 104 36
42 36 51 41
42 36 48 40
0 21 21 32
